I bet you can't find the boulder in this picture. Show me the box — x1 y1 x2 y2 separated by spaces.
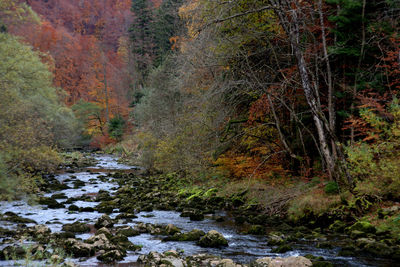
95 227 113 239
251 256 312 267
116 226 139 237
165 224 181 235
63 238 94 257
31 224 51 236
95 214 114 229
363 241 393 257
62 221 90 233
267 234 285 246
85 233 115 251
1 246 26 260
164 229 206 242
347 221 376 234
197 230 228 248
247 225 265 235
97 249 125 263
68 205 79 211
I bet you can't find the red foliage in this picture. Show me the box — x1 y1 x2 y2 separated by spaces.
11 0 134 146
90 133 116 149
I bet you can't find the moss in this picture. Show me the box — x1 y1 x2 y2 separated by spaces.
62 222 90 233
347 221 376 234
247 225 265 235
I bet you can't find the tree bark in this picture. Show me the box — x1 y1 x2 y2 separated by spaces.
271 0 336 180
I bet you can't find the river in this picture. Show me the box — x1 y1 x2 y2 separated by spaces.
0 154 395 266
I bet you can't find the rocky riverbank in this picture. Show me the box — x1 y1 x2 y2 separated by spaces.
0 154 398 266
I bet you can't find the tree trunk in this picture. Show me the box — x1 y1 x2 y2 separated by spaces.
271 0 337 180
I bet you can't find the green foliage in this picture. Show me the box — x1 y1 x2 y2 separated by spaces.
0 33 78 197
345 100 400 198
324 181 339 195
108 115 126 141
152 0 184 66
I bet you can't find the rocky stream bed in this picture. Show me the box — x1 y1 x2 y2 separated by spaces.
0 154 398 266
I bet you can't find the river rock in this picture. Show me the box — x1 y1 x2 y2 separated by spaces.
96 227 113 239
0 245 26 260
197 230 228 248
38 196 65 209
247 225 265 235
85 233 115 251
267 233 285 246
251 256 312 267
95 214 114 229
97 249 125 263
62 221 90 233
346 221 376 234
31 224 51 236
169 229 205 241
165 224 181 235
2 212 36 224
68 205 79 211
362 241 393 257
116 226 139 237
63 238 95 257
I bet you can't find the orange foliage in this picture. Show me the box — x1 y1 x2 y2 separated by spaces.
90 133 116 149
12 0 134 145
215 151 286 180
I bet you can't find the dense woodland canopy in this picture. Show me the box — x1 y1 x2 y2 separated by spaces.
0 0 399 204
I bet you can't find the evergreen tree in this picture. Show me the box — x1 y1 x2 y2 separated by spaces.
129 0 154 77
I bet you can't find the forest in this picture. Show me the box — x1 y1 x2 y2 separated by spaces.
0 0 400 265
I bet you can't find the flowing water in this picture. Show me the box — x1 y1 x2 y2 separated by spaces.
0 154 395 266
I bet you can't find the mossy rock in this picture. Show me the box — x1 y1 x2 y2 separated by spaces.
350 230 367 239
271 244 293 253
73 180 85 189
312 261 334 267
304 254 325 261
95 215 114 229
328 220 346 233
62 222 90 233
115 213 138 220
51 193 67 199
68 205 79 211
38 197 65 209
63 238 95 257
165 224 181 235
1 246 26 260
363 241 393 257
95 202 115 214
197 230 228 248
116 226 140 237
184 229 206 241
97 249 125 263
2 212 36 224
347 221 376 234
338 245 357 257
80 207 95 212
111 234 134 249
189 212 205 221
247 225 265 235
53 231 75 239
267 233 285 246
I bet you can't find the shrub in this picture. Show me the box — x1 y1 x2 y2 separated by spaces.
345 100 400 198
324 181 339 195
108 115 126 141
